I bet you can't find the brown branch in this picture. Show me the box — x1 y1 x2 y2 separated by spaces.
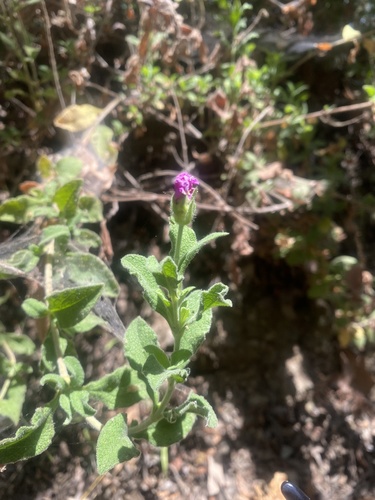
106 168 261 229
41 0 65 109
257 101 373 130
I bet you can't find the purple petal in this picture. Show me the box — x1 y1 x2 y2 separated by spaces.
174 172 199 200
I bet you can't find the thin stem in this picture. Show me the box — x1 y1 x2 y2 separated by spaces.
50 323 70 382
170 90 189 168
0 379 11 401
160 447 169 476
44 241 70 383
41 0 65 109
80 474 106 500
174 223 184 265
0 340 16 400
170 290 182 351
129 378 176 436
85 415 103 432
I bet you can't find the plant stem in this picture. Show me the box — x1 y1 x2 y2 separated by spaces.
85 415 103 432
128 378 175 436
0 341 16 400
50 323 70 383
44 241 70 383
174 223 184 266
160 447 169 476
40 0 65 109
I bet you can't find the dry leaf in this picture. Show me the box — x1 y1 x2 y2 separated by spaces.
54 104 102 132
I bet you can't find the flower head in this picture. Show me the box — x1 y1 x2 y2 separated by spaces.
171 172 199 225
173 172 199 200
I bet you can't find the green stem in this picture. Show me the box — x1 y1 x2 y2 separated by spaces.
45 241 70 384
160 447 169 476
174 223 184 266
170 289 182 351
129 378 176 436
0 341 16 400
171 223 186 350
85 415 103 432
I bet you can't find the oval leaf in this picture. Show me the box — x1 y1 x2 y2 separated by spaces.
22 298 49 319
46 284 103 328
53 180 83 219
96 414 140 474
65 252 119 298
131 413 196 447
0 406 55 463
54 104 102 132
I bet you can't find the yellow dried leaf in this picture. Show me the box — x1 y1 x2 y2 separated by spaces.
54 104 102 132
342 25 361 41
37 154 54 179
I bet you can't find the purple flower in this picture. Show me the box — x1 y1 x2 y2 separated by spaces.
173 172 199 200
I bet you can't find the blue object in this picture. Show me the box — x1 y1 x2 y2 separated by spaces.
281 480 310 500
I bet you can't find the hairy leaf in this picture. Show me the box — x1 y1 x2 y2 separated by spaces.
96 414 139 474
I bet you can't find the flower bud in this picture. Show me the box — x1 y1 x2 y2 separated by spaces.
171 172 199 225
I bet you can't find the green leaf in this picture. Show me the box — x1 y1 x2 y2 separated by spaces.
121 255 159 309
55 157 84 183
96 414 140 474
144 345 170 369
0 333 35 355
85 366 149 410
132 412 196 447
41 334 69 372
121 255 170 317
53 179 83 219
0 406 55 463
22 298 49 319
0 261 26 279
179 309 212 356
0 196 33 223
72 228 102 250
46 284 103 328
179 232 229 274
202 283 232 311
169 222 197 270
161 257 178 279
170 349 191 367
40 373 68 391
64 356 85 387
153 257 180 290
36 154 54 179
65 312 106 334
184 393 218 428
125 317 159 372
0 32 17 51
59 393 72 425
24 44 40 60
69 390 96 417
182 289 203 324
90 125 118 164
64 253 119 298
40 225 70 246
0 379 27 425
7 249 39 274
78 196 103 223
363 84 375 99
143 356 189 391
